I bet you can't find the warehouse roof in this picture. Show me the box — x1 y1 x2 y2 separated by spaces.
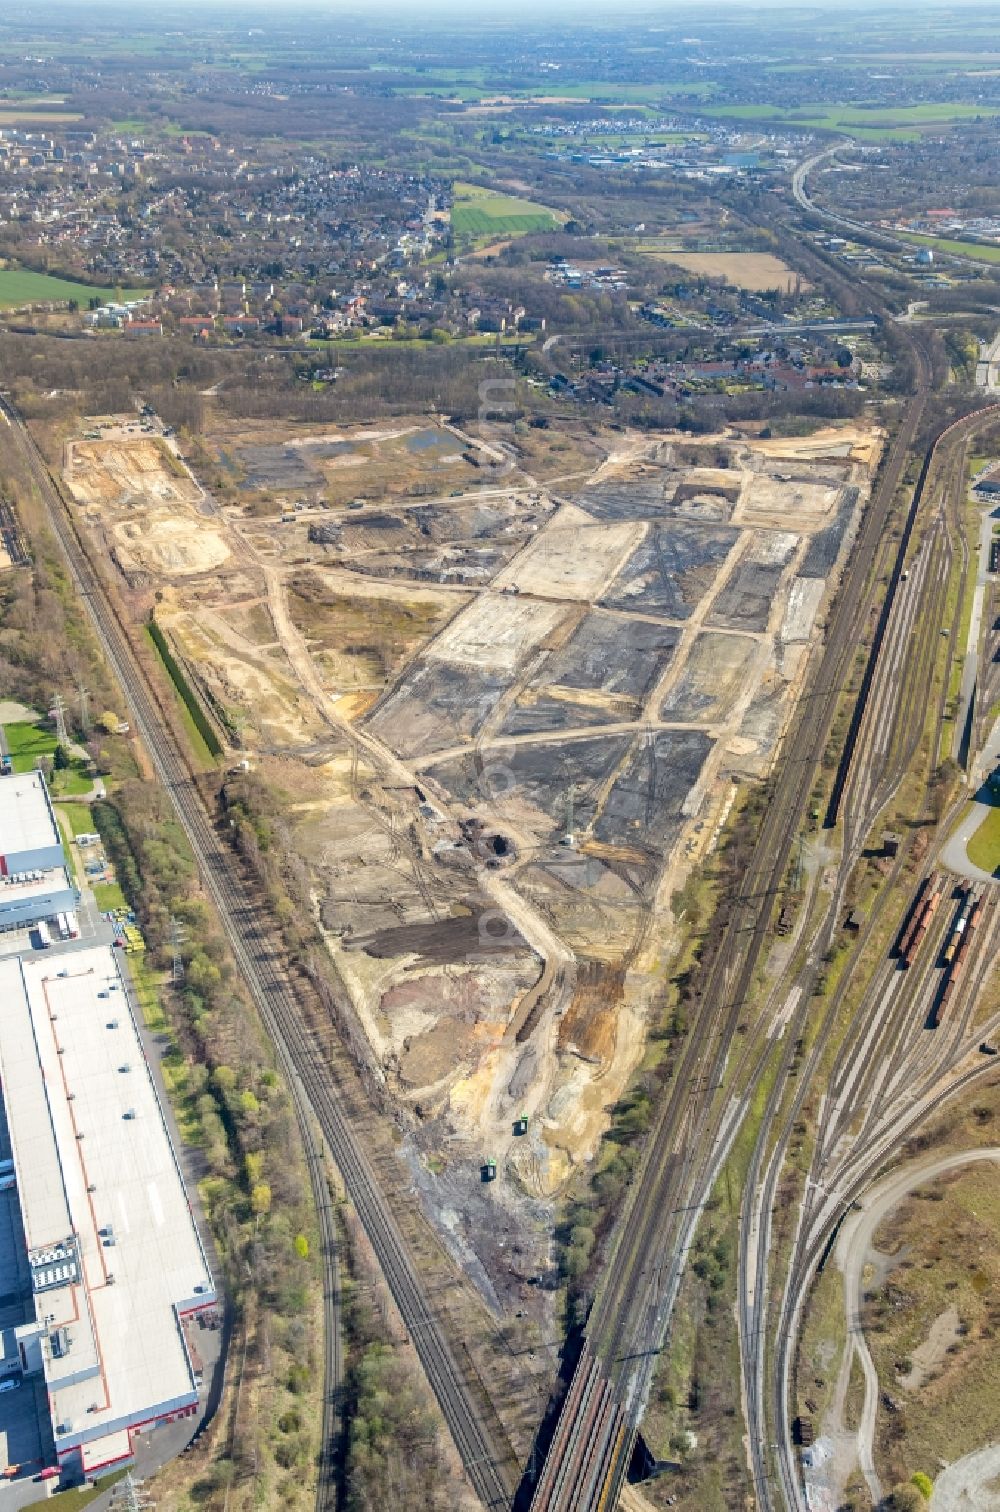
0 946 215 1462
0 771 62 858
0 864 73 906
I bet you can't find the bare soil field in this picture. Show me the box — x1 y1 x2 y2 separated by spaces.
207 415 542 510
707 529 800 632
750 424 884 468
659 632 760 723
66 435 202 509
646 250 806 292
736 474 844 529
64 426 231 586
287 569 460 683
541 611 682 699
424 593 567 672
492 505 641 600
114 515 231 577
63 412 880 1316
600 519 741 618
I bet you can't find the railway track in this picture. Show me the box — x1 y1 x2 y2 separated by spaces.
522 318 935 1511
792 143 1000 273
737 403 1000 1512
0 395 514 1512
535 205 999 1512
741 870 1000 1510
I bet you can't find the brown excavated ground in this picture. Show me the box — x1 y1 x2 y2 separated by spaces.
64 412 882 1314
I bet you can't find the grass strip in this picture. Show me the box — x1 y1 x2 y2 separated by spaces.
146 616 222 760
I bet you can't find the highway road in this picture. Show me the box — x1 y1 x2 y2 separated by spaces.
792 142 1000 272
0 394 515 1512
976 330 1000 393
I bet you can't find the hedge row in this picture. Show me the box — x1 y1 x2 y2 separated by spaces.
147 614 223 757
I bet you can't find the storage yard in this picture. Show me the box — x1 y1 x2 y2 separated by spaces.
61 413 881 1307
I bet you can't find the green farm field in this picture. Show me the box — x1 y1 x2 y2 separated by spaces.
450 182 562 240
895 230 1000 265
0 268 150 309
0 109 81 126
702 99 998 139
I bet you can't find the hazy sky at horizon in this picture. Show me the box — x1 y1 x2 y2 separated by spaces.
15 0 989 12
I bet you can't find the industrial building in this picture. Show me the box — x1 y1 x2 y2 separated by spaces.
0 771 77 931
0 945 216 1478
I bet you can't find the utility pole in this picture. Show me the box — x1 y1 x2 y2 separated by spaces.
51 692 69 746
110 1471 154 1512
169 915 187 981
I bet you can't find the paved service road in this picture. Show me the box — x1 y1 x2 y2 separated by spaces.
952 489 1000 763
942 796 999 883
976 331 1000 393
931 1443 1000 1510
834 1149 1000 1509
942 709 1000 882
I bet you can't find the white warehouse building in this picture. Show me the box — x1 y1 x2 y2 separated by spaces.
0 772 78 930
0 945 216 1478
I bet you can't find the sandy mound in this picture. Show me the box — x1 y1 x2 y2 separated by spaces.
114 517 230 575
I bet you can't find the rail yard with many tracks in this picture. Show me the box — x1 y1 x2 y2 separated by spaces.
3 16 1000 1512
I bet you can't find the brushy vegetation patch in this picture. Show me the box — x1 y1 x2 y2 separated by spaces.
337 1207 477 1512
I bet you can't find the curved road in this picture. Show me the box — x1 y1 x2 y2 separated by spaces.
833 1149 1000 1508
942 795 999 884
792 142 1000 272
932 1444 1000 1511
